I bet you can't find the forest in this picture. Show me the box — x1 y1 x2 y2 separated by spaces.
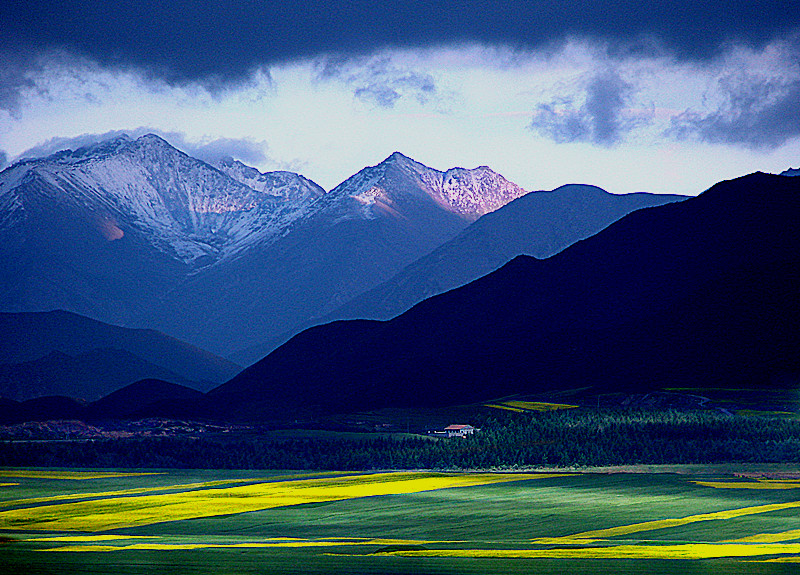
2 409 799 470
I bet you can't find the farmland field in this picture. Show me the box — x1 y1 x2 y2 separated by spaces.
1 467 799 574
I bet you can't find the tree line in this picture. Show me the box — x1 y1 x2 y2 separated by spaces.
1 409 799 469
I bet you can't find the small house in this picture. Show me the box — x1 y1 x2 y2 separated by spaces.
443 424 476 438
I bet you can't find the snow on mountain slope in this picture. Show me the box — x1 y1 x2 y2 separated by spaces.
310 151 527 224
141 151 531 356
216 157 325 204
0 135 324 264
0 134 534 356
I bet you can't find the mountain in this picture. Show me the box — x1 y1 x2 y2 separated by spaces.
781 168 800 176
0 395 85 425
146 152 528 355
327 185 686 322
0 310 239 400
206 172 800 422
84 379 204 420
0 348 199 402
0 134 321 329
230 184 686 364
215 157 325 205
0 379 204 423
0 137 529 356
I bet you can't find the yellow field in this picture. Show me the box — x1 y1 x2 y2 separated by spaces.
0 472 357 508
693 479 800 489
486 401 579 412
0 470 162 480
484 403 526 412
726 528 800 543
535 500 800 541
376 542 800 560
8 468 800 569
0 472 561 532
25 535 158 542
43 537 443 553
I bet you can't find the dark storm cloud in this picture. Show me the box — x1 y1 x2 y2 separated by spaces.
0 151 8 171
15 129 268 167
2 0 798 87
319 56 436 108
0 54 38 114
669 77 800 148
529 71 641 145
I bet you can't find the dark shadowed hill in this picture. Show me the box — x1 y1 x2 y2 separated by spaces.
85 379 205 420
0 349 201 402
231 185 685 364
0 310 240 400
206 173 800 422
328 185 686 322
0 395 86 424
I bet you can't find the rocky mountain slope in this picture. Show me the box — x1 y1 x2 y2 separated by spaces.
136 150 529 355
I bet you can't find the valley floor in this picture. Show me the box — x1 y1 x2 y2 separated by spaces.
1 466 799 574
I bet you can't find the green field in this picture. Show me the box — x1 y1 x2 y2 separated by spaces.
1 467 799 574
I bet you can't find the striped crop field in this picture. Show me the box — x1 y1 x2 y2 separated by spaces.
693 479 800 489
0 470 162 480
485 400 579 412
0 471 556 531
1 467 799 574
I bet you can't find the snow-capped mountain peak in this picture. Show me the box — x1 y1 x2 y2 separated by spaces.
319 152 527 223
1 135 529 270
0 134 324 265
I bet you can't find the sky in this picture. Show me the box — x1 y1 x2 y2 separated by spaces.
1 1 799 195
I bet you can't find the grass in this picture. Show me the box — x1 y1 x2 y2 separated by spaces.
485 401 579 412
2 467 800 574
0 471 554 532
693 479 800 489
0 470 161 480
373 542 800 560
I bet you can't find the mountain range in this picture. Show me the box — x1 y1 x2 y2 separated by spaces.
233 184 685 363
205 172 800 421
146 150 530 356
0 134 682 363
0 144 796 422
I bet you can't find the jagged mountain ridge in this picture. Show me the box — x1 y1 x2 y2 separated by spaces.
0 134 532 355
216 157 325 206
144 152 528 355
312 151 527 223
0 135 323 264
0 134 334 328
